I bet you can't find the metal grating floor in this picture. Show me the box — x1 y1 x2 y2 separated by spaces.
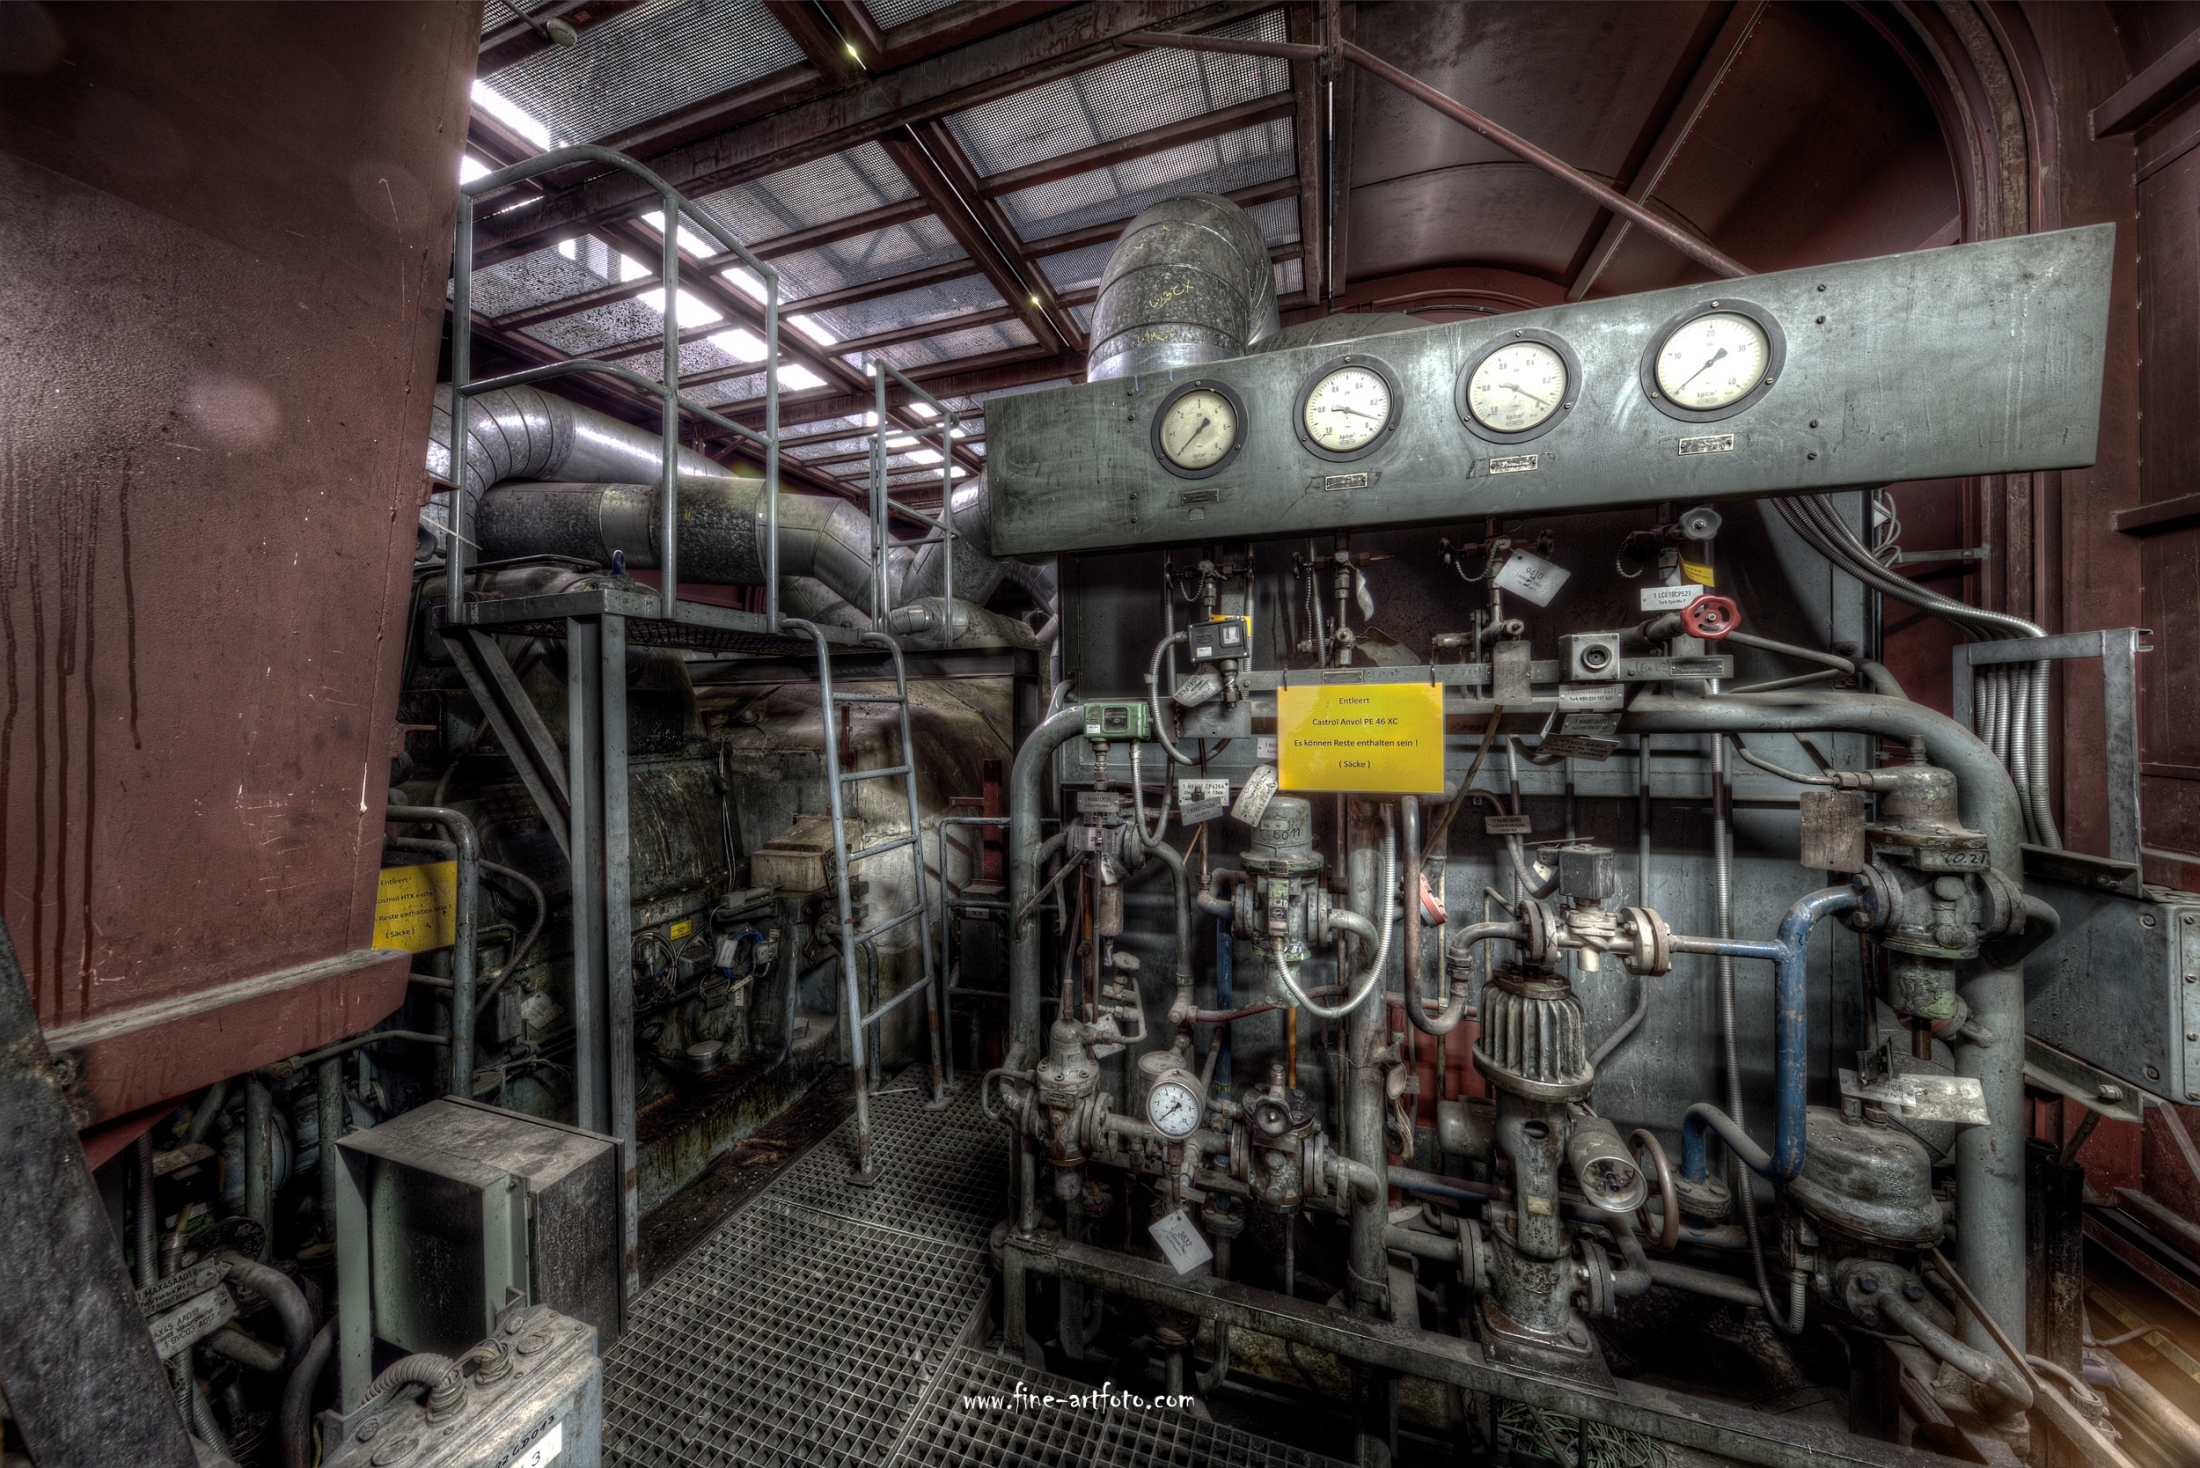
604 1068 1338 1468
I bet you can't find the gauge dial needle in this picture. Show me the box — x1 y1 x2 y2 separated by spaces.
1676 347 1728 391
1172 416 1213 455
1330 405 1383 421
1498 381 1554 409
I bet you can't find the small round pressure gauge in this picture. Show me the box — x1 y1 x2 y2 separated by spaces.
1456 328 1580 444
1151 379 1246 480
1295 354 1403 461
1640 299 1785 422
1146 1073 1206 1139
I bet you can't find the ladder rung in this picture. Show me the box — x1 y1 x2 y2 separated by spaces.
850 833 916 862
854 907 923 944
859 977 932 1028
841 763 911 783
831 692 907 704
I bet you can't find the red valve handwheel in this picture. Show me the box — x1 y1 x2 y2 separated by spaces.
1680 594 1742 640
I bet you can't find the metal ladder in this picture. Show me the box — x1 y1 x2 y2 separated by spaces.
773 363 965 1182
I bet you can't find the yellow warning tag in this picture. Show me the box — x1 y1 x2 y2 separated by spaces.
1277 683 1445 793
668 918 695 941
374 861 456 953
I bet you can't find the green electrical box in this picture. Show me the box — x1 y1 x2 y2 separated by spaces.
1082 701 1153 742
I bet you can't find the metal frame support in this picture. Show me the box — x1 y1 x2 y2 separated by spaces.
1004 1236 1951 1468
566 616 609 1137
1951 628 2146 867
445 628 573 856
936 814 1010 1084
0 914 198 1468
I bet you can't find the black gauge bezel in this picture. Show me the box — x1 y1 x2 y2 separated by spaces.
1150 377 1248 480
1293 353 1405 462
1454 327 1581 445
1639 297 1786 423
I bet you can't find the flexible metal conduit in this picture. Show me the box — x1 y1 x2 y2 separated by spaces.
1620 689 2030 1356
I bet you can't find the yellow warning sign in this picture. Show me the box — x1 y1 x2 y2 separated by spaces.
1277 682 1445 793
374 861 457 953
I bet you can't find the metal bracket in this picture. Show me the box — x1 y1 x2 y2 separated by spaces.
446 626 573 857
2023 1035 2150 1124
1951 628 2147 868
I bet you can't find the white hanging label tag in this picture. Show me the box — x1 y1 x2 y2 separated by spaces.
1640 583 1705 612
1492 548 1570 607
1149 1209 1214 1275
1233 763 1279 826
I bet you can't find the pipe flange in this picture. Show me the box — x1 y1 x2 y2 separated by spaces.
1621 906 1672 975
1457 1217 1492 1295
1517 900 1565 964
1978 865 2025 938
1847 864 1902 933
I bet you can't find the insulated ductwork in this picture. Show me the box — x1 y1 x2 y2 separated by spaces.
426 384 734 536
1085 193 1280 380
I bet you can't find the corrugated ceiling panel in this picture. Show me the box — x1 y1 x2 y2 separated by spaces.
487 0 803 144
801 274 1004 345
873 318 1036 371
996 119 1296 239
468 245 622 317
689 142 917 244
774 215 969 301
945 10 1289 175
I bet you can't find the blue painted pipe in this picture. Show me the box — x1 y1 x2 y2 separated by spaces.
1679 885 1861 1184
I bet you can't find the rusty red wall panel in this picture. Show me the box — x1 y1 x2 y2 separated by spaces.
0 3 477 1116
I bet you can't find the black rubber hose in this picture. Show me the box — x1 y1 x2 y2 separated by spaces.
280 1317 336 1468
220 1252 314 1369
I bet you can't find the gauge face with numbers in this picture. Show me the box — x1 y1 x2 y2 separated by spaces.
1149 379 1247 480
1640 300 1785 422
1466 341 1566 432
1158 388 1237 469
1147 1077 1204 1139
1295 355 1403 461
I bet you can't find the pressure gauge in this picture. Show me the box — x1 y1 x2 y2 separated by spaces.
1456 328 1580 445
1640 299 1785 422
1146 1073 1206 1139
1151 379 1246 480
1294 354 1403 461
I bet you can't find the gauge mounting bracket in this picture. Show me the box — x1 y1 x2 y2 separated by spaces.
1455 326 1582 445
1293 353 1405 463
1150 377 1248 481
1639 297 1786 424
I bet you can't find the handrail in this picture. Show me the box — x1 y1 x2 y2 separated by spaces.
869 360 960 634
447 142 781 627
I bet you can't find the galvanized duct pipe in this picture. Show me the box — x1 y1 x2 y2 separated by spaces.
1619 688 2029 1358
1085 193 1280 381
426 384 736 536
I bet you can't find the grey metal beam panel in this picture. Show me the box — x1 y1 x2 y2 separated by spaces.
599 615 640 1320
566 617 609 1137
987 226 2114 556
0 916 197 1468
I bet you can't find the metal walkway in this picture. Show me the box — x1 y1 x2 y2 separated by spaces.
603 1070 1342 1468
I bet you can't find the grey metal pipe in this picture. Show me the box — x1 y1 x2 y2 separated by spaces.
1009 707 1092 1068
1621 689 2028 1356
1880 1294 2032 1412
185 1081 228 1146
2102 1348 2200 1461
134 1133 158 1290
1344 801 1390 1320
387 805 480 1096
1085 194 1279 381
1142 838 1194 1003
244 1073 273 1263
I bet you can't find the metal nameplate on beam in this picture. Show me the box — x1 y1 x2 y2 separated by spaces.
987 226 2113 555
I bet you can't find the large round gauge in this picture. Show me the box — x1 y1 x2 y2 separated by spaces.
1146 1074 1206 1139
1455 327 1580 445
1294 354 1403 461
1150 378 1246 480
1640 298 1785 422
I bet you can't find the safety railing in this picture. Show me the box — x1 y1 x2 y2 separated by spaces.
867 361 960 628
445 143 783 627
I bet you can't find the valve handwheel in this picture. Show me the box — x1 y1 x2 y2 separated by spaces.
1680 594 1742 640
